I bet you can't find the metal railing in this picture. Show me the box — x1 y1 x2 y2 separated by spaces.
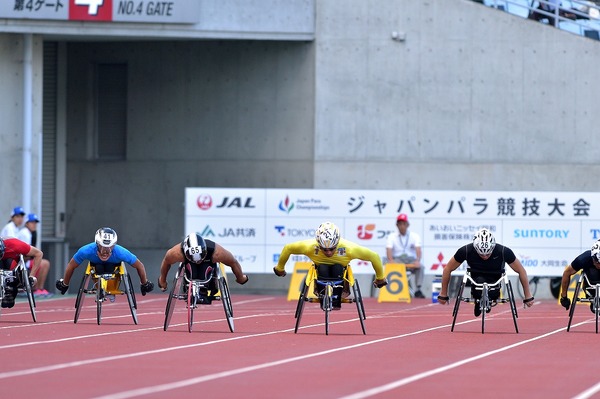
480 0 600 39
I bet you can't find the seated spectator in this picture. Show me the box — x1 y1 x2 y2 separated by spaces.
1 206 25 237
17 214 52 297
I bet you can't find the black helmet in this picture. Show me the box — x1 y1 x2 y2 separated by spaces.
182 233 207 263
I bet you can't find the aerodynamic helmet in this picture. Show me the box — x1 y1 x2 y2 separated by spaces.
473 228 496 257
315 222 341 250
95 227 118 249
182 233 207 263
0 237 4 259
591 240 600 263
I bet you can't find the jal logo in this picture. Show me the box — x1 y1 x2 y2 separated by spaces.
357 224 375 240
196 194 213 211
216 197 256 209
70 0 112 21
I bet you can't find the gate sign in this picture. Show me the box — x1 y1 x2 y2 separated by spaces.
0 0 199 23
185 187 600 276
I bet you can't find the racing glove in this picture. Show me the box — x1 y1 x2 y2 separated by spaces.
56 279 69 295
140 280 155 296
560 296 571 310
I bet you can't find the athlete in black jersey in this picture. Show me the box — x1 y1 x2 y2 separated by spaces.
437 228 534 317
559 240 600 314
158 233 249 292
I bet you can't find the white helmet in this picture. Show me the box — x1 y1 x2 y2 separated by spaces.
473 228 496 257
315 222 340 250
182 233 207 263
591 240 600 262
95 227 118 249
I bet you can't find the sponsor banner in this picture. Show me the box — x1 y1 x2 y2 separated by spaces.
0 0 199 23
186 188 600 276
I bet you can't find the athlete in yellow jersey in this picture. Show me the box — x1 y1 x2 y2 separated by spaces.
274 221 388 290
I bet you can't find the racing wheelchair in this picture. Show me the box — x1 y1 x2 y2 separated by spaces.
163 262 234 333
451 270 519 334
0 255 37 322
73 262 138 325
294 263 366 335
566 272 600 333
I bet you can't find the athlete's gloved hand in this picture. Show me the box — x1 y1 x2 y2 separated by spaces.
273 267 287 277
373 278 388 288
140 280 154 296
560 296 571 310
237 275 249 285
56 279 69 295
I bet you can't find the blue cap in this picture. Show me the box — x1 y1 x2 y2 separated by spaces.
11 207 25 217
26 213 40 223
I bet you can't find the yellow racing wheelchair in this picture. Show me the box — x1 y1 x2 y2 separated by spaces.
163 262 234 333
294 263 366 335
74 262 138 325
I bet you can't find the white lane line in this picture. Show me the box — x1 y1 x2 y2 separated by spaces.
572 381 600 399
87 317 497 399
0 313 277 350
338 322 586 399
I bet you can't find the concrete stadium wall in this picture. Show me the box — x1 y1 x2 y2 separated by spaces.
314 0 600 191
64 40 316 249
0 34 44 215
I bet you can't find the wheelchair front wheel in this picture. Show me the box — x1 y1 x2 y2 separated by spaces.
187 281 196 333
96 280 103 325
480 287 489 334
324 284 332 335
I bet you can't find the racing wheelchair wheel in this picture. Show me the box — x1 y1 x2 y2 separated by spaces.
353 279 366 335
294 279 309 334
163 264 184 331
217 272 234 333
74 273 91 324
123 272 138 325
16 262 37 322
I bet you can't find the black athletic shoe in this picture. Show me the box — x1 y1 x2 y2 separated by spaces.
414 290 425 299
474 301 482 317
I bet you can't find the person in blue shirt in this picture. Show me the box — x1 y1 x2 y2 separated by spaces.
55 227 154 295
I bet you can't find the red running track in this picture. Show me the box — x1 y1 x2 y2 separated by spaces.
1 293 599 399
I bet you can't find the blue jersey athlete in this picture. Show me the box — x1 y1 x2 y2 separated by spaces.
55 227 154 296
